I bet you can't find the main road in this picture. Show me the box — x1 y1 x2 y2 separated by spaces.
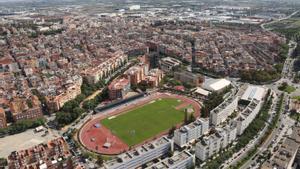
240 95 295 169
261 10 299 30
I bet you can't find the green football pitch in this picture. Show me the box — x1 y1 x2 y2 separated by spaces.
101 98 189 146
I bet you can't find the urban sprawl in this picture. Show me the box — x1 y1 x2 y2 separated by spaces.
0 1 300 169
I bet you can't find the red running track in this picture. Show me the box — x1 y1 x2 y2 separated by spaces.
79 92 201 155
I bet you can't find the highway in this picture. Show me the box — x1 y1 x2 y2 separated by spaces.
261 10 299 30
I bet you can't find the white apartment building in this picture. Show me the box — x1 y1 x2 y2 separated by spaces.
210 96 238 126
199 118 210 135
236 99 263 135
145 151 194 169
225 122 238 144
195 133 222 161
195 122 237 161
174 118 209 147
104 137 173 169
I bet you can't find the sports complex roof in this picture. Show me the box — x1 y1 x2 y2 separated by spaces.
202 78 231 91
241 85 266 101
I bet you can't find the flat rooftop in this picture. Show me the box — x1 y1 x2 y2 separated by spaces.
145 151 193 169
104 137 171 168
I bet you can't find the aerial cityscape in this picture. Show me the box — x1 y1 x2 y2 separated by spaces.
0 0 300 168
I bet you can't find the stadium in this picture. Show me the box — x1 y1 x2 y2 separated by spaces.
79 92 201 155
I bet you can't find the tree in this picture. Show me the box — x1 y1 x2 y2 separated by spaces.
184 111 189 124
56 111 72 125
201 106 210 118
131 84 138 91
278 82 288 91
168 126 176 136
83 100 96 110
81 152 90 159
62 100 78 112
75 94 86 103
189 114 196 123
290 109 297 115
138 83 148 92
96 155 104 166
0 118 45 135
0 158 7 167
73 107 85 117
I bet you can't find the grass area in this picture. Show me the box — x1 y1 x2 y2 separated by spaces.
266 18 300 29
265 17 300 40
278 83 296 94
284 85 296 93
293 96 300 101
101 98 187 146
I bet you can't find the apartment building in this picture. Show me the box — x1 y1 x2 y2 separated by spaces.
108 77 131 100
195 122 237 161
126 63 149 85
174 118 209 147
45 76 82 112
290 99 300 112
10 95 43 122
210 96 238 126
142 68 164 88
174 71 204 87
0 107 7 128
84 52 128 84
236 99 262 135
8 137 74 169
104 137 173 169
145 151 194 169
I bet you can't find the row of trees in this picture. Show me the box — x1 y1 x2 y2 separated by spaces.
55 90 87 128
235 94 272 150
200 87 231 118
240 69 281 84
233 93 284 169
273 27 300 40
82 88 109 111
278 43 289 61
0 118 45 136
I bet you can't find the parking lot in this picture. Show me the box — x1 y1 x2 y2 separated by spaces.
0 128 58 157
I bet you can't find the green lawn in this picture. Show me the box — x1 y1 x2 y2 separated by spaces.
284 86 296 93
101 98 187 146
278 83 296 94
293 96 300 101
